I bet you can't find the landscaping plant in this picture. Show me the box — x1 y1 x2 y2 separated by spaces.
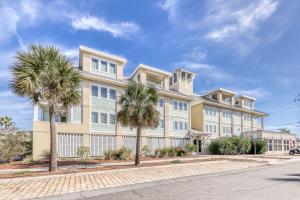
77 146 90 168
250 139 267 154
184 144 196 156
117 82 160 165
11 45 80 172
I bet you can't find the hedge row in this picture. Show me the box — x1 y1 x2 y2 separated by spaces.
209 136 267 155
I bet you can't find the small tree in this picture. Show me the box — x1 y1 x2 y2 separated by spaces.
11 45 80 172
0 129 27 162
77 146 90 168
117 82 160 165
184 144 196 156
0 116 15 128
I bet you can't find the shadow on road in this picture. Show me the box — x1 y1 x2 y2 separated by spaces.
269 173 300 182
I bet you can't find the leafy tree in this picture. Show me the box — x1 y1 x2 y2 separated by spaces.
250 140 267 154
0 129 27 162
117 82 160 165
10 45 80 171
0 116 15 128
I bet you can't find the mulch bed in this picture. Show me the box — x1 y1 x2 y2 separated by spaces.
0 157 229 179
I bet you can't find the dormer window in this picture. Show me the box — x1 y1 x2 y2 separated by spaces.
109 63 116 74
137 74 141 82
173 73 177 83
169 77 172 86
181 72 186 79
101 61 107 72
92 58 98 70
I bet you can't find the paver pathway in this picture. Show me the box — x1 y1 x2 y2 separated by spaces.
0 160 263 200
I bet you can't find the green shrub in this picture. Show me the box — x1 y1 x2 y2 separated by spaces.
0 131 27 162
250 140 267 154
175 147 186 157
208 136 252 155
154 148 162 158
77 146 90 168
161 147 169 157
111 147 133 160
142 145 150 156
219 137 236 155
209 139 221 154
167 147 177 157
184 144 196 155
231 136 251 154
104 150 113 160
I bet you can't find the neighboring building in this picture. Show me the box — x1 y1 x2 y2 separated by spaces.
32 46 196 160
191 88 268 154
243 130 297 154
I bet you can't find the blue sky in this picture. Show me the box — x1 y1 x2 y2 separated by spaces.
0 0 299 134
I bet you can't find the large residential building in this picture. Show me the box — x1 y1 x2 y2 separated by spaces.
32 46 297 160
191 88 268 154
32 46 196 160
191 89 297 154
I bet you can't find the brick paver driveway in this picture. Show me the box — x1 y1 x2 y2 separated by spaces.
0 160 262 200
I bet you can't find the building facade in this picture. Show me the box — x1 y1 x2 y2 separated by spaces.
32 46 297 160
32 46 196 160
191 88 267 154
243 130 297 154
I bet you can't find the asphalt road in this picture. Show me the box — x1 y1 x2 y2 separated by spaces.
80 160 300 200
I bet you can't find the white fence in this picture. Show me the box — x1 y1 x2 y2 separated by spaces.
57 133 83 158
90 134 116 157
146 136 165 154
170 137 190 148
123 135 137 153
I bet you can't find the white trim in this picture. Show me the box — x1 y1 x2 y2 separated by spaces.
80 45 127 63
130 63 172 78
91 84 117 101
238 95 256 101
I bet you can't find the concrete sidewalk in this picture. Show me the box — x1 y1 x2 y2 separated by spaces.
0 159 264 200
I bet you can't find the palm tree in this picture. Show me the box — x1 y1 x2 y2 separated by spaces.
10 45 80 172
0 116 14 128
117 82 160 165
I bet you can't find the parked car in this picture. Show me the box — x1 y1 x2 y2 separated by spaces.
289 148 300 155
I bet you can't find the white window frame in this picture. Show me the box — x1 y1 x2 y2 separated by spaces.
90 56 117 76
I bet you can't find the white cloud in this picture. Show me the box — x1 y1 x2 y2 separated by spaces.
158 0 178 21
71 16 141 39
205 0 279 54
231 88 270 99
0 2 20 44
184 47 207 62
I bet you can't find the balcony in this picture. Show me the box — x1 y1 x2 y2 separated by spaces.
146 73 164 89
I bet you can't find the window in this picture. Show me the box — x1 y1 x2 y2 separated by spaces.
101 87 107 98
92 58 98 70
184 122 188 130
180 122 183 130
109 89 116 100
137 74 141 82
109 114 116 125
92 85 98 97
101 61 107 72
179 102 183 110
101 113 108 124
169 77 172 86
173 73 177 83
181 72 186 79
159 98 164 107
159 119 164 128
55 115 60 123
184 103 188 111
109 63 116 74
91 112 98 123
174 101 178 110
174 121 178 130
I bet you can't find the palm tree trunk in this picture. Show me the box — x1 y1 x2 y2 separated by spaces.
49 104 57 172
135 126 141 166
